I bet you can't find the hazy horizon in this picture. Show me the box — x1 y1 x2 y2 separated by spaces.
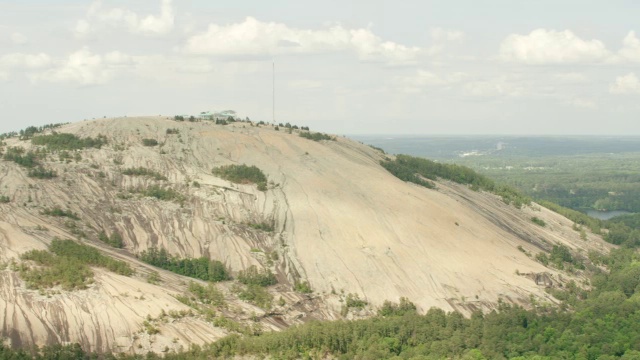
6 116 640 138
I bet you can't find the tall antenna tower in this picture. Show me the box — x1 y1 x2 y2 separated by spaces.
272 61 275 124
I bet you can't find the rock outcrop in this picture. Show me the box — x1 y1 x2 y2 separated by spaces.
0 116 611 353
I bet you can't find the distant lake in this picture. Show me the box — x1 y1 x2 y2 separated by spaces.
349 135 640 159
586 210 632 220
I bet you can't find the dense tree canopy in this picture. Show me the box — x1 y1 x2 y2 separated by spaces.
139 247 231 282
382 155 531 207
31 133 107 150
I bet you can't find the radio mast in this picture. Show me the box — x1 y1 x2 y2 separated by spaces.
272 61 275 124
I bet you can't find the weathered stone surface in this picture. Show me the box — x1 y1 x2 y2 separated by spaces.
0 117 611 352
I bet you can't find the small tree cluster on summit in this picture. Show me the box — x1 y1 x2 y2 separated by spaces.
299 131 335 141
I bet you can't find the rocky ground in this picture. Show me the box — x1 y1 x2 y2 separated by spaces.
0 116 612 353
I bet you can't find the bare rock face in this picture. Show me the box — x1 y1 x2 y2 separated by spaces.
0 116 611 353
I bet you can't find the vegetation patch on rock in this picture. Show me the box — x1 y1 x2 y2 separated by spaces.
42 207 80 220
233 284 273 310
0 123 67 140
28 167 57 179
3 147 57 178
187 281 225 306
121 167 168 181
382 155 531 207
139 247 231 282
142 138 159 147
31 133 107 150
135 185 185 202
98 231 124 248
531 217 546 227
19 239 133 290
536 244 585 270
246 221 274 232
20 250 94 290
3 147 39 168
299 131 334 141
237 265 277 287
212 164 267 191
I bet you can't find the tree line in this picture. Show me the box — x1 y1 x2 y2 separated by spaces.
382 155 531 208
31 133 107 151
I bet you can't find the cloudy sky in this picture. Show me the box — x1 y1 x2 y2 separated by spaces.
1 1 639 135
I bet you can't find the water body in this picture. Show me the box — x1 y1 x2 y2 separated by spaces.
350 135 640 160
585 210 632 220
350 135 640 218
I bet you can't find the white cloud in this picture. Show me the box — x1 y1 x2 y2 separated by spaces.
394 70 469 93
0 50 139 84
461 74 527 99
139 0 174 34
104 51 133 65
74 20 91 37
32 48 115 85
0 53 52 69
174 57 214 73
609 73 640 95
463 81 514 98
184 17 421 64
499 29 610 64
566 97 597 109
121 55 220 81
430 27 464 42
350 28 422 64
618 31 640 62
413 70 467 86
554 72 589 84
410 70 442 87
426 28 465 56
10 32 28 45
75 0 174 37
289 79 323 90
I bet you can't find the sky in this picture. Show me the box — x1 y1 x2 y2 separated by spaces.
1 0 640 135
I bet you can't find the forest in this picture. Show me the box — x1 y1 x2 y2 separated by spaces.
357 136 640 214
456 153 640 213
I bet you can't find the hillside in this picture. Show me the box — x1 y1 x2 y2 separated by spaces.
0 116 612 353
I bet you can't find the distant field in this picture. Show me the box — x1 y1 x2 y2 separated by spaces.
353 135 640 213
